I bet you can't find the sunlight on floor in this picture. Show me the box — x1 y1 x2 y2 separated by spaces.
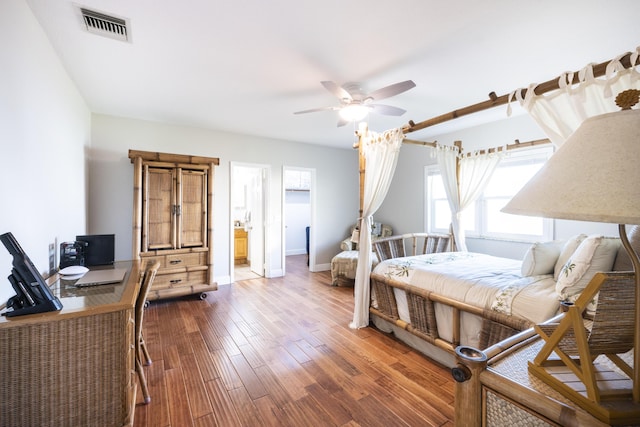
234 264 261 281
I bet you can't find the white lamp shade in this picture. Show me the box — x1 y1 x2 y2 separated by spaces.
502 108 640 225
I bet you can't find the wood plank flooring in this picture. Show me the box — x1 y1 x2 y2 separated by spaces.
133 255 455 427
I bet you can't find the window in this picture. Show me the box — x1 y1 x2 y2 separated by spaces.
425 146 554 242
284 169 310 191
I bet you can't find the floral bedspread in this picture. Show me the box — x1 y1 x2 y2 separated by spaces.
373 252 559 323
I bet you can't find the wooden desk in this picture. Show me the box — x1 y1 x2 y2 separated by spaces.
0 261 141 427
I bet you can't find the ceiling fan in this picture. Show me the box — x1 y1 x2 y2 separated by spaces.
294 80 416 127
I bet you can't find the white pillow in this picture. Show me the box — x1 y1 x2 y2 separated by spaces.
521 240 564 277
555 235 621 313
553 234 587 281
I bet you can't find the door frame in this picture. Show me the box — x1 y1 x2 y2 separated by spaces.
282 166 316 275
230 162 271 282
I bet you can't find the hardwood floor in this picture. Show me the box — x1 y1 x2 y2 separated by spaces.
133 255 455 427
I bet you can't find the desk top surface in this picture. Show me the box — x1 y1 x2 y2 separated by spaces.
0 260 141 326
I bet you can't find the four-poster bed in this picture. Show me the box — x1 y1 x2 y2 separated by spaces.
350 46 640 424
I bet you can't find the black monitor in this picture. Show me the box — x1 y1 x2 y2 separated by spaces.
1 232 63 317
75 234 115 266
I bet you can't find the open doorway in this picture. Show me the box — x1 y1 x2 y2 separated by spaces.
231 163 268 282
283 167 314 274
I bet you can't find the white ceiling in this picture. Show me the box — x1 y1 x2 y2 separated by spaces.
26 0 640 149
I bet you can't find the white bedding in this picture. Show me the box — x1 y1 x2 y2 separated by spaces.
372 252 560 347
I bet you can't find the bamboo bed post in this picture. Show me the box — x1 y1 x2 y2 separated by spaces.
452 346 488 427
356 122 368 233
453 141 462 251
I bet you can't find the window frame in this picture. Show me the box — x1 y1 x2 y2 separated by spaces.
424 145 554 243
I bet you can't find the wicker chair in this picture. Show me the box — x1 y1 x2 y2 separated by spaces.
530 271 636 404
372 232 452 262
135 261 160 404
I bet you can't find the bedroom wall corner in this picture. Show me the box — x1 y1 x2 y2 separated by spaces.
0 0 90 303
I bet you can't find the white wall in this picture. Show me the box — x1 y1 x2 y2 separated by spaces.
285 190 311 255
376 112 619 260
89 114 358 284
0 1 90 303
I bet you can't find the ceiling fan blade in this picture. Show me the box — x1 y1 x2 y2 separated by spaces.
337 116 350 127
368 80 416 101
293 106 338 115
321 81 353 102
370 104 407 116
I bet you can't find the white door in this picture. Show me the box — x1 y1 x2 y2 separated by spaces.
249 170 265 276
231 163 268 280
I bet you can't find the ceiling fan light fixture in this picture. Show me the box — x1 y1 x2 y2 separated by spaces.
339 104 370 122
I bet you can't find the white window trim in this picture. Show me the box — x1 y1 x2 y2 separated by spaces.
425 146 554 243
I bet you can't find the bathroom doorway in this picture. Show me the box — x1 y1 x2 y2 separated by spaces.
231 163 268 281
283 167 315 274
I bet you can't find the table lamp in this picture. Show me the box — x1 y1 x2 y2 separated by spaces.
502 89 640 405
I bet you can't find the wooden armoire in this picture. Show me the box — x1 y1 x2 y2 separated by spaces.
129 149 219 300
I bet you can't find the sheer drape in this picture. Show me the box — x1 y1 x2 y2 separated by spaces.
350 127 403 329
435 145 461 249
510 47 640 146
435 145 502 252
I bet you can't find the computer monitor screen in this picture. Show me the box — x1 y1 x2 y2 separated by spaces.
75 234 115 266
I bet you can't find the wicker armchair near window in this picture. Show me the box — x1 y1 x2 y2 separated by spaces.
330 223 392 286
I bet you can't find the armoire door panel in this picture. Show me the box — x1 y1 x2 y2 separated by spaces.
145 167 176 250
179 170 207 248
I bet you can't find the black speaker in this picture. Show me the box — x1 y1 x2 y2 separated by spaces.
75 234 115 266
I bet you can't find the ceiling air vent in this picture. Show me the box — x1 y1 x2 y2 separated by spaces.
79 7 130 42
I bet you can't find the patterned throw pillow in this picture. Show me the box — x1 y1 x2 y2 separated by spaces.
555 235 621 313
553 234 587 281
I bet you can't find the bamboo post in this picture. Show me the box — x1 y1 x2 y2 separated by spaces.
132 156 143 259
452 346 488 427
356 122 368 230
451 141 463 251
208 162 215 285
403 50 640 135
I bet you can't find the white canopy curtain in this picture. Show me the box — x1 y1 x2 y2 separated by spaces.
510 47 640 146
350 126 403 329
435 145 503 252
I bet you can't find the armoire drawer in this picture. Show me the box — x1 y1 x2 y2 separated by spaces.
166 252 205 268
152 269 207 290
141 252 206 270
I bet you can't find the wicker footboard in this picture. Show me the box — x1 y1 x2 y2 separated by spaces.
370 273 533 354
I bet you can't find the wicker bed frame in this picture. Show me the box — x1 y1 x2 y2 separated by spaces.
369 233 535 367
